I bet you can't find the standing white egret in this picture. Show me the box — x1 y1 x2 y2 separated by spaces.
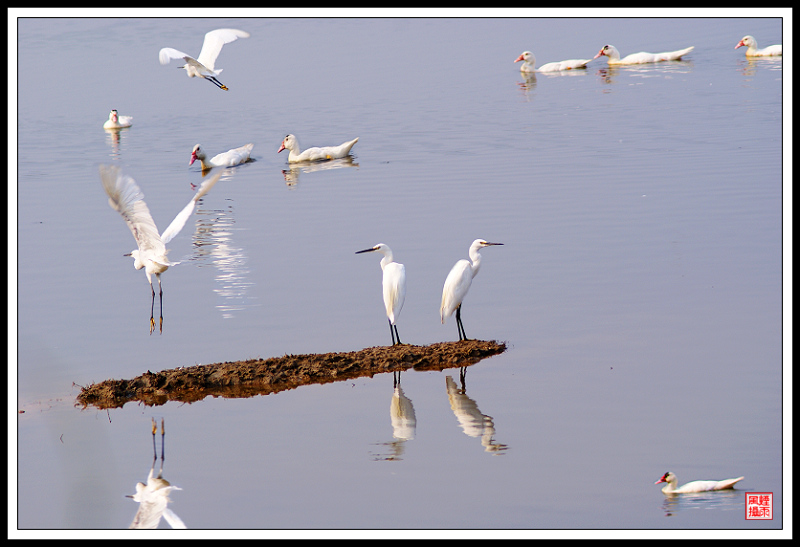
99 164 221 334
128 418 186 529
158 28 250 90
440 239 503 341
356 243 406 345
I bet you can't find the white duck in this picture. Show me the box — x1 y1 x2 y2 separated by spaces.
594 44 694 65
278 134 359 163
735 35 782 57
189 143 254 170
159 28 250 90
103 109 133 129
655 471 744 494
514 50 591 73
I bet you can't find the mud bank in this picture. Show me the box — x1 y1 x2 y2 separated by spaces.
76 340 507 410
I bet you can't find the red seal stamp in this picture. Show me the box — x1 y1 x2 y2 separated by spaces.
745 492 773 520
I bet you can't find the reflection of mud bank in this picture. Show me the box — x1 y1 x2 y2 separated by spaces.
77 340 507 410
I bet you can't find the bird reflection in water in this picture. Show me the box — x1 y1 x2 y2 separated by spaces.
281 156 359 186
189 176 254 319
371 371 417 462
128 418 186 529
660 489 744 518
517 72 537 98
446 371 508 454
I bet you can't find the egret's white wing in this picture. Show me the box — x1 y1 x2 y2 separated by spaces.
197 28 250 71
129 497 169 529
383 262 406 323
159 47 192 65
441 259 473 322
162 508 187 529
160 170 222 245
100 165 164 255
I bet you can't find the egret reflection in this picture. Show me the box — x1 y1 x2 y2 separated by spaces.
128 418 186 529
281 156 359 186
371 371 417 461
445 373 508 454
190 199 254 319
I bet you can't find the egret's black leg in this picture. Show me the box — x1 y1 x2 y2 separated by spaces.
158 282 163 334
388 319 396 346
393 324 401 345
149 285 156 335
455 305 468 341
205 75 228 90
158 418 165 475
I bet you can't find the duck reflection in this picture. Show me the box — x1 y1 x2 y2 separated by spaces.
445 371 508 454
190 194 254 319
517 72 537 98
104 127 130 160
737 57 782 78
128 418 186 529
660 489 744 518
281 156 359 186
372 371 417 461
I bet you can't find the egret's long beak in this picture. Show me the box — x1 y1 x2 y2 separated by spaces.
355 247 377 254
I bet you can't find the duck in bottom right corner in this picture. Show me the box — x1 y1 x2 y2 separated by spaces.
655 471 744 494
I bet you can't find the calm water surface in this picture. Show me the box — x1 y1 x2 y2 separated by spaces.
13 13 788 537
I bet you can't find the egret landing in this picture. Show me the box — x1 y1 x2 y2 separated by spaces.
99 164 222 334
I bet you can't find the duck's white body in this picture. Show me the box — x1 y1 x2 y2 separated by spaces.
514 50 591 73
735 35 782 57
655 471 744 494
278 134 359 163
159 28 250 90
594 44 694 65
103 109 133 129
190 143 254 169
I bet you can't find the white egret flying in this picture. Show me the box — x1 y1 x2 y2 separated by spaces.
158 28 250 91
440 239 503 341
99 164 221 334
128 418 186 529
356 243 406 345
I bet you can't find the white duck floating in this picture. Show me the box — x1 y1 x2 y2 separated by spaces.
735 35 782 57
594 44 694 65
278 134 359 163
655 471 744 494
103 109 133 129
189 143 254 169
514 50 591 73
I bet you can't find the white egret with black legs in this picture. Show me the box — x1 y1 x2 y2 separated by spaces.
99 164 222 334
441 239 503 341
356 243 406 345
159 28 250 90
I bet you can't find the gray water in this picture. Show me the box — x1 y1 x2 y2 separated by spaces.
14 14 787 536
